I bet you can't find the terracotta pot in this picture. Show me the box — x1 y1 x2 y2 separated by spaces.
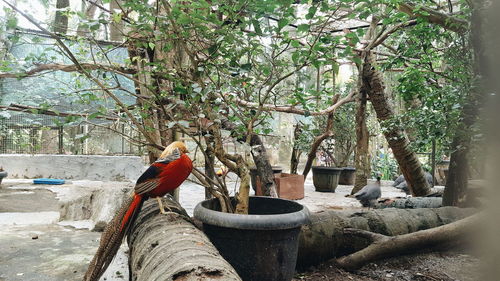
256 173 305 200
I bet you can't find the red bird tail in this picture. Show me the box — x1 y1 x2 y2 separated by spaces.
121 193 143 231
84 193 144 281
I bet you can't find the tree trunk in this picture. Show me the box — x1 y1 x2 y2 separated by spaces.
204 135 216 199
302 112 335 178
353 85 370 194
109 0 124 41
77 0 101 36
443 2 484 207
290 123 302 174
297 207 475 268
336 213 479 270
362 52 430 196
127 197 242 281
250 133 278 197
53 0 69 34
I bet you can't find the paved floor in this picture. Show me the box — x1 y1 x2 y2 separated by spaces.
0 176 409 281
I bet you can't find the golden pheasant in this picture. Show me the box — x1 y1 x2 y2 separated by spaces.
84 141 193 281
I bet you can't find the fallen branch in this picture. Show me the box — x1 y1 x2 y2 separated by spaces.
0 63 135 78
335 212 480 270
297 207 476 267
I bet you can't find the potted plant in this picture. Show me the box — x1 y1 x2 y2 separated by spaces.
312 139 343 192
0 168 7 185
331 103 356 185
338 166 356 185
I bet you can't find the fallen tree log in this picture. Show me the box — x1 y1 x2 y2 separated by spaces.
127 197 241 281
375 197 443 209
336 213 480 270
297 207 475 268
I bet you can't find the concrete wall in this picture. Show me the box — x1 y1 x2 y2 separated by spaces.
0 154 145 181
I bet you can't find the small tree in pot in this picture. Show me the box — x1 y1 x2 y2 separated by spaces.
312 137 344 192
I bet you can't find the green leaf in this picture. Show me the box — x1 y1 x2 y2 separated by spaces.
306 6 317 19
331 62 339 74
292 52 300 64
352 56 362 65
297 24 309 33
112 12 122 23
278 18 289 31
88 112 100 120
240 63 252 71
252 19 263 35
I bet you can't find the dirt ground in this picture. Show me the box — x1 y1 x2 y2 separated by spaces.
293 251 480 281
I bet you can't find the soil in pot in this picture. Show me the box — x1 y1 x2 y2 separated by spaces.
338 167 356 185
194 196 310 281
312 166 342 192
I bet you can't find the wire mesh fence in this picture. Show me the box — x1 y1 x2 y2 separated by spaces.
0 111 144 155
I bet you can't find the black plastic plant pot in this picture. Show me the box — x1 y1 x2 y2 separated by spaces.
338 167 356 185
312 166 342 192
193 196 310 281
0 171 7 185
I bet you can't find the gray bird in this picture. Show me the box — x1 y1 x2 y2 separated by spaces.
394 172 433 194
392 174 405 187
354 176 381 207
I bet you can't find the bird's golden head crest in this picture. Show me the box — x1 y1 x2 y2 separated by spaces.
160 141 189 158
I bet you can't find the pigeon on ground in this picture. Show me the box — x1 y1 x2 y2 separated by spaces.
394 172 433 194
354 176 381 207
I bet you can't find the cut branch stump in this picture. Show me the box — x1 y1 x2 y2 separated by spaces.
127 197 242 281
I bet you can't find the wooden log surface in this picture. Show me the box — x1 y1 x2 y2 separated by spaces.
297 207 476 267
127 197 242 281
375 197 443 209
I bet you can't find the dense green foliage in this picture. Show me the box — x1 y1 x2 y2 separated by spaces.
0 0 473 174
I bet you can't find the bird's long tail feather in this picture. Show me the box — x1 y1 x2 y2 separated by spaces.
84 193 143 281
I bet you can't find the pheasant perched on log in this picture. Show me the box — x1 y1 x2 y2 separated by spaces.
84 141 193 281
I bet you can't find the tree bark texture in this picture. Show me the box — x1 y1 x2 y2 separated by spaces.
375 197 443 209
353 85 370 194
290 123 302 174
110 0 124 41
362 52 430 196
250 133 278 197
336 213 480 270
127 197 242 281
443 2 484 207
53 0 69 34
296 207 475 268
302 112 335 178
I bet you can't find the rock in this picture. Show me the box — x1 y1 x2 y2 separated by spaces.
92 221 107 232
